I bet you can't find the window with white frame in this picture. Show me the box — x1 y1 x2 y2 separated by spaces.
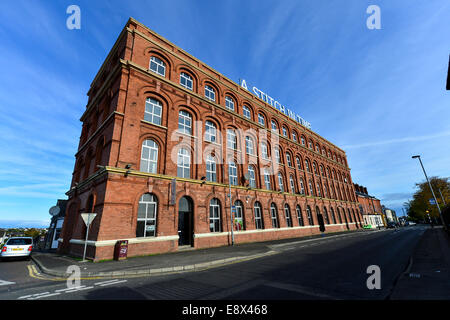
227 129 237 150
205 121 217 143
292 131 297 142
278 172 284 192
209 198 221 232
323 207 329 224
180 72 193 90
140 139 158 173
225 95 234 111
275 147 281 164
301 136 305 146
296 157 302 170
299 178 305 194
289 175 296 193
309 179 314 196
307 205 314 225
234 200 244 231
282 126 287 137
296 205 304 226
149 56 166 76
254 202 264 229
245 136 254 155
205 85 216 102
271 120 278 132
229 161 238 185
206 154 217 182
285 204 293 227
178 110 192 135
286 153 292 167
258 113 265 126
248 165 256 188
330 207 337 224
270 203 279 228
264 168 271 190
136 193 158 237
144 98 162 125
261 142 269 159
177 148 190 178
305 160 310 172
243 105 251 119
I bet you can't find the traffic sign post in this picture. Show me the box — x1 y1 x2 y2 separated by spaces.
80 213 97 262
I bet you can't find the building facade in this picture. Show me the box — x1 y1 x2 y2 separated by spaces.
354 184 386 228
59 18 363 261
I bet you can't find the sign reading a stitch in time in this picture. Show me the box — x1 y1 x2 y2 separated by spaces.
240 79 312 130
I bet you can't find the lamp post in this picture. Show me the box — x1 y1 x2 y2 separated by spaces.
412 155 447 230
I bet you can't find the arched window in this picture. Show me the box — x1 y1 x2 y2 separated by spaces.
206 154 217 182
245 136 255 155
243 105 251 119
301 136 306 146
180 72 193 90
178 110 192 135
177 148 190 178
296 205 304 226
284 204 292 227
299 178 305 195
306 205 314 225
205 121 217 143
292 131 297 142
227 129 237 150
330 207 337 224
136 193 157 237
264 168 271 190
305 159 311 173
323 207 329 224
278 172 284 192
209 198 221 232
296 156 302 170
289 175 296 194
271 120 278 132
348 208 353 223
254 202 264 229
308 179 314 196
144 98 162 125
205 85 216 102
274 147 281 164
337 207 343 224
229 161 238 185
270 203 279 228
149 56 166 76
286 153 293 167
234 200 245 230
248 165 256 188
260 142 268 159
258 113 266 126
282 126 288 137
225 95 235 111
313 162 318 174
140 139 158 173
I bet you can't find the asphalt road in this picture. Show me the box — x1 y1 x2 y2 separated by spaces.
0 226 426 301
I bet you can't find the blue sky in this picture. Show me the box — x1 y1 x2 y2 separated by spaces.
0 0 449 227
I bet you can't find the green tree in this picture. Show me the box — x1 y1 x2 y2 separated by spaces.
404 177 449 224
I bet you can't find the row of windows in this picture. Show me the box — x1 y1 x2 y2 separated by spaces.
140 138 355 202
142 98 351 183
136 193 361 238
147 55 347 167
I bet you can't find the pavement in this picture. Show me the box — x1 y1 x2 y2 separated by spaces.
389 226 450 300
31 229 373 278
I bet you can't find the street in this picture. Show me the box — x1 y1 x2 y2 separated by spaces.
0 226 426 300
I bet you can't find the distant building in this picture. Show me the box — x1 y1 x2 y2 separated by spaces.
354 183 386 228
45 199 68 250
383 206 398 225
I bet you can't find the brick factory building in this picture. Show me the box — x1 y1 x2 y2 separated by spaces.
354 184 386 228
59 18 363 261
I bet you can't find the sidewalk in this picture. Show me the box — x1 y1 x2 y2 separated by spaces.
389 227 450 299
31 229 371 278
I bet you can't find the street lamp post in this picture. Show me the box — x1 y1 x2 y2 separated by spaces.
412 155 447 231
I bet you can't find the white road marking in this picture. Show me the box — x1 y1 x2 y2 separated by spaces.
0 280 16 286
98 280 127 286
29 292 61 299
65 286 94 293
18 294 34 299
55 286 85 292
94 279 122 285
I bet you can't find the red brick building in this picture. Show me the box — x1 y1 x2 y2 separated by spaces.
59 18 363 261
354 184 386 228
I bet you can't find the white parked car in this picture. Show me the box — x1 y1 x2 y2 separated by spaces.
0 237 33 260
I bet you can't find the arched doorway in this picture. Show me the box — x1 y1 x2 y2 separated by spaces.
178 196 193 247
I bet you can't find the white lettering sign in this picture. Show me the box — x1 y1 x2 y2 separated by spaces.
240 79 311 129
